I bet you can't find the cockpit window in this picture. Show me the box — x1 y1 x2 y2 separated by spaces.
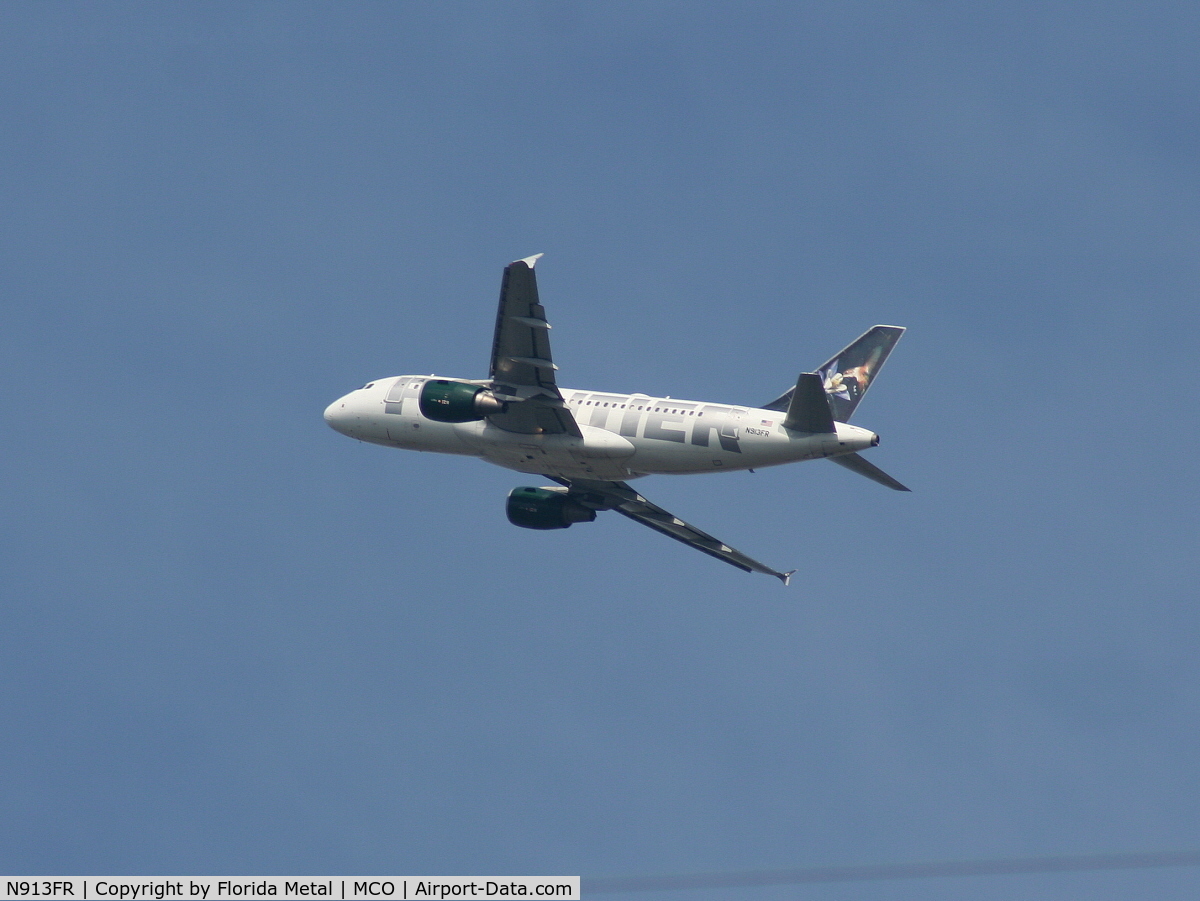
361 382 375 389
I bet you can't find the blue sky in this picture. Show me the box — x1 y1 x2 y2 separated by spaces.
3 3 1200 898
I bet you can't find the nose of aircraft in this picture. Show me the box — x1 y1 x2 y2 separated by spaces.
324 397 353 434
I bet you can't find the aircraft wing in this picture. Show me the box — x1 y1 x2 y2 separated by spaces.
548 477 794 585
487 254 581 436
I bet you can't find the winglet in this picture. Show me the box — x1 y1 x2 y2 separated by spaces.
514 253 544 268
778 569 796 587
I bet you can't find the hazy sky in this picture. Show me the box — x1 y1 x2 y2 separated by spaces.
4 4 1200 899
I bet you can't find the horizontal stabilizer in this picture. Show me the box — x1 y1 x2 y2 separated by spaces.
829 452 910 491
782 373 835 433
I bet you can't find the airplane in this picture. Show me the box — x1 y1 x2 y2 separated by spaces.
323 254 908 585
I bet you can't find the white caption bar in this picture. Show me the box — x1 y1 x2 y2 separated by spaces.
0 880 579 901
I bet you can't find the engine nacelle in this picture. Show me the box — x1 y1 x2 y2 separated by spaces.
418 379 504 423
506 487 598 530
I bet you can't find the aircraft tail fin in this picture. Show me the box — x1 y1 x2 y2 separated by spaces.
763 325 904 422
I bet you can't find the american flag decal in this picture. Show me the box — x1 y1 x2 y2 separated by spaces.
761 420 773 426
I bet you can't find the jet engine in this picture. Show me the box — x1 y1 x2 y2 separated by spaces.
418 379 505 423
506 487 597 530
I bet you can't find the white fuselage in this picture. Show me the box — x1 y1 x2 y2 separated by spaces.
325 376 878 482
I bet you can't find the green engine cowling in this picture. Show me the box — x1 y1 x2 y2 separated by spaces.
418 379 504 423
506 487 598 530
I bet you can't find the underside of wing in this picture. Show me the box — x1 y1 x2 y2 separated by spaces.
547 477 794 584
490 254 557 390
491 395 581 436
487 254 581 437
